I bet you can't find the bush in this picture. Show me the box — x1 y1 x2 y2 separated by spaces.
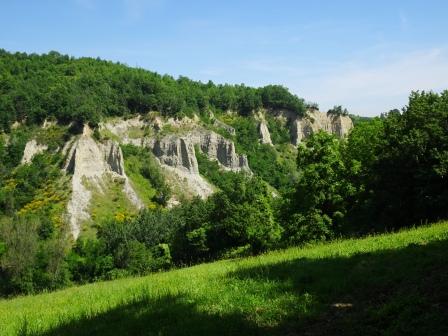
116 240 153 275
285 210 333 245
0 216 71 295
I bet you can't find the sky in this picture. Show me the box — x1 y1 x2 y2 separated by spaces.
1 0 448 116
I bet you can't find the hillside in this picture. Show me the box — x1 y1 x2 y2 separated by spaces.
1 221 447 335
1 50 448 302
0 50 353 239
1 103 352 239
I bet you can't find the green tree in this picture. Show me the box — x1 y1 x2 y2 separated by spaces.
368 91 448 228
0 216 39 294
285 132 354 244
0 216 70 295
342 117 384 232
209 174 282 254
260 85 305 115
236 87 262 115
327 105 349 116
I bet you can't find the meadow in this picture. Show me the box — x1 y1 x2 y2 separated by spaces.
1 221 447 335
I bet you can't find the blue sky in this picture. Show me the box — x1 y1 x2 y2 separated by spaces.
1 0 448 116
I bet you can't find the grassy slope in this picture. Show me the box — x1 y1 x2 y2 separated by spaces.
123 155 157 207
1 222 448 336
79 174 138 238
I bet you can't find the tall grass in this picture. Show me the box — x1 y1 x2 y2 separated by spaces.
1 221 447 335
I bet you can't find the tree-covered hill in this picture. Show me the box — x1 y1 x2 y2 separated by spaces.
0 49 305 130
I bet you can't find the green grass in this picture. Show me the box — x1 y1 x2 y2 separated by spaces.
1 222 448 335
98 128 121 143
121 144 171 207
124 155 157 207
81 174 138 238
34 124 70 151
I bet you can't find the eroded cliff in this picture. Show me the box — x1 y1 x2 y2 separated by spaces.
19 110 353 239
270 109 353 145
64 125 143 238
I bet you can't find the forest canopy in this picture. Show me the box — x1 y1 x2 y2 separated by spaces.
0 49 306 131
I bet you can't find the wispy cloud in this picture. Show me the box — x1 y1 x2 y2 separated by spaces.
298 48 448 115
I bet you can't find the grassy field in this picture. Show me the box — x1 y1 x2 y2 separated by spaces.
1 222 448 335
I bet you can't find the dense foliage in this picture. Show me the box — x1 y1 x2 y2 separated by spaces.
284 132 354 244
0 50 305 130
219 114 298 193
285 91 448 242
0 216 70 295
365 92 448 228
0 145 70 295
